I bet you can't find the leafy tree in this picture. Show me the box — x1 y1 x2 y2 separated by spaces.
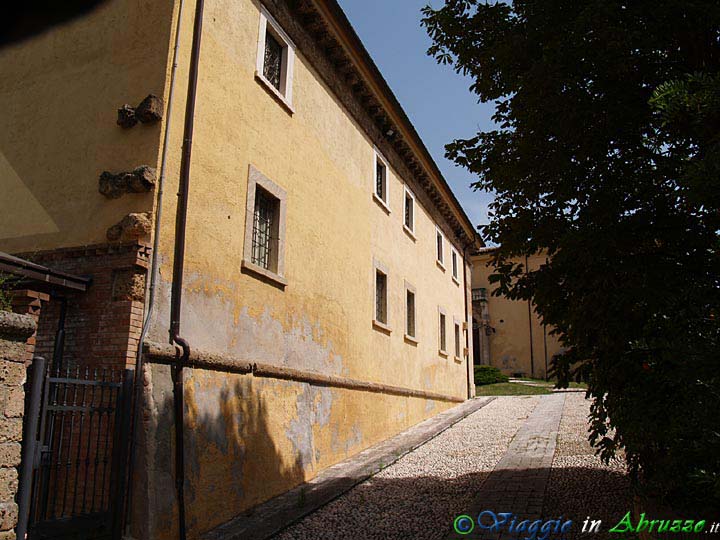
422 0 720 510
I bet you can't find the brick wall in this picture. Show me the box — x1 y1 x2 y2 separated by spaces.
24 243 150 372
0 310 38 540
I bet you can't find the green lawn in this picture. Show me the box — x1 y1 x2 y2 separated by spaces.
516 378 588 390
475 382 552 396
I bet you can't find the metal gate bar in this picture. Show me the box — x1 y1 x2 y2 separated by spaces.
19 362 134 540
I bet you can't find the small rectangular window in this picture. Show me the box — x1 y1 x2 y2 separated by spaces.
454 322 461 358
404 188 414 233
243 164 287 287
375 270 387 325
439 311 447 353
436 228 444 266
251 187 278 270
451 249 459 281
256 8 295 108
374 151 389 210
263 31 283 90
406 289 415 338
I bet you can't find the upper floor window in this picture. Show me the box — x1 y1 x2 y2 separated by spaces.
436 227 445 268
373 151 390 212
451 248 459 282
403 187 415 236
256 8 295 110
242 165 287 287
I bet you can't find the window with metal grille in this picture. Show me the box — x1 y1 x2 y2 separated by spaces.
375 270 387 324
454 322 461 357
406 289 415 338
263 30 283 91
404 189 414 231
439 312 447 352
252 187 278 271
376 160 386 201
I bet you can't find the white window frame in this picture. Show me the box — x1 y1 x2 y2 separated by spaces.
256 7 295 112
436 227 445 270
451 247 460 284
373 259 391 333
404 280 417 343
372 150 391 214
403 186 416 239
438 306 448 357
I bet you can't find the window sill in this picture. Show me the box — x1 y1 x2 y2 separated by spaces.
404 334 418 345
403 224 416 241
438 349 448 358
452 275 461 286
372 192 391 214
372 319 392 335
255 71 295 115
241 259 288 288
436 260 446 272
454 355 463 364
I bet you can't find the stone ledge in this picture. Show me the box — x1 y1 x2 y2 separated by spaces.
201 396 496 540
143 341 464 403
0 312 36 341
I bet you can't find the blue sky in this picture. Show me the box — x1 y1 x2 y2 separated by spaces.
336 0 497 230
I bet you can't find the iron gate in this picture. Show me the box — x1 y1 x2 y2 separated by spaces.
22 362 134 540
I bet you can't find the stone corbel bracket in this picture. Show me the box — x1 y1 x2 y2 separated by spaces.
117 94 164 128
99 165 156 199
106 212 152 242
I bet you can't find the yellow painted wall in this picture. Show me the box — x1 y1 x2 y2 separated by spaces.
135 0 473 537
0 1 473 537
471 252 564 378
0 1 176 251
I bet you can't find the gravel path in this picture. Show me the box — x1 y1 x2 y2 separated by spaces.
276 397 538 540
275 395 630 540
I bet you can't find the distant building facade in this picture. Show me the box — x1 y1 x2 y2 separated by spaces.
471 248 563 379
0 0 481 538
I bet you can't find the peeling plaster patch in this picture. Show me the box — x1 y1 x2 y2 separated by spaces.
151 273 344 377
330 422 363 456
286 383 333 472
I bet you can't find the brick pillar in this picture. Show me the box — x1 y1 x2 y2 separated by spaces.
9 290 48 365
0 310 39 540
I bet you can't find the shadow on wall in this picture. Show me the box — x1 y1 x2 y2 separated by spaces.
271 467 632 540
132 365 305 540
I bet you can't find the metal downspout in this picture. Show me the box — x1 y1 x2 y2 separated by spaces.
169 1 205 539
125 0 186 534
462 242 474 399
525 255 535 378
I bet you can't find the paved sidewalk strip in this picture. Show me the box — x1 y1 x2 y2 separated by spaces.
203 396 496 540
448 393 566 539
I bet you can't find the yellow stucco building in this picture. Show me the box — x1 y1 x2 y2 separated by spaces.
0 1 482 538
471 248 564 379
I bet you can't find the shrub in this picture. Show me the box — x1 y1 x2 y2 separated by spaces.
474 365 509 386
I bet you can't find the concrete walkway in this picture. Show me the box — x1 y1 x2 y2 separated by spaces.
446 394 565 539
